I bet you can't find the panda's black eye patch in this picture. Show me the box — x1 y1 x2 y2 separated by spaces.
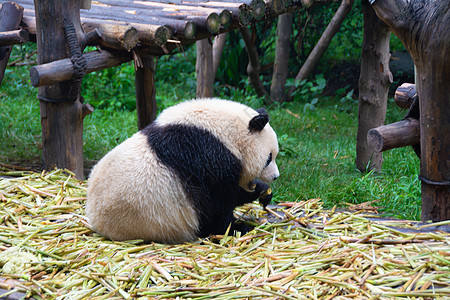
264 153 272 168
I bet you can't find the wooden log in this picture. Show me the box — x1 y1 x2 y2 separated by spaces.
0 29 29 46
0 2 24 86
267 0 286 14
30 49 133 87
394 82 416 109
167 0 249 25
367 118 420 153
249 0 266 20
34 0 85 179
78 2 210 33
218 9 232 27
98 24 138 51
135 54 157 130
187 12 220 34
238 4 253 25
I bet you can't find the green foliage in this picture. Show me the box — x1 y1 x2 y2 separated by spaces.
215 31 249 87
287 74 327 111
82 62 136 111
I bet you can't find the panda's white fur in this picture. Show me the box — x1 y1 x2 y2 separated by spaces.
86 98 279 244
86 133 199 243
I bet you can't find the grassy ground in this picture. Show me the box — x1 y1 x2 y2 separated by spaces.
0 45 421 220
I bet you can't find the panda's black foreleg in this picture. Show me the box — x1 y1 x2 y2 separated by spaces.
236 179 272 208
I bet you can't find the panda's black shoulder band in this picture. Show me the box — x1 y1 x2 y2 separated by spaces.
248 108 269 132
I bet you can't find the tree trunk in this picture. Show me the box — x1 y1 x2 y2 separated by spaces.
135 55 157 130
287 0 354 99
371 0 450 221
355 0 392 172
0 2 24 86
270 13 292 102
196 38 214 98
212 32 228 77
34 0 86 179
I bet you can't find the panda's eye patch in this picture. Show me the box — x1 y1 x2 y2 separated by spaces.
264 153 272 168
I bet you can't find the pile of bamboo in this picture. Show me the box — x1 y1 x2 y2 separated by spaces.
0 168 449 299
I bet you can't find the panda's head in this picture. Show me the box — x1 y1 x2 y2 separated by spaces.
155 98 279 188
240 107 279 187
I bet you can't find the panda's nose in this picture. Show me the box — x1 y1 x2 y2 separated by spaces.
273 175 279 181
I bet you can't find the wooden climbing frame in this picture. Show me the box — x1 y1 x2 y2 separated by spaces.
0 0 297 179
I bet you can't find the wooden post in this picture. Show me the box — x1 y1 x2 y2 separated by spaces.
371 0 449 221
355 0 392 172
196 38 214 98
135 55 157 130
0 2 24 86
270 13 292 102
34 0 86 179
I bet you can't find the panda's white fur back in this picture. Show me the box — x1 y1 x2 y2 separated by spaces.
86 132 199 243
86 98 279 244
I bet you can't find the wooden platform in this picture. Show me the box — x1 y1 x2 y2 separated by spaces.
7 0 299 55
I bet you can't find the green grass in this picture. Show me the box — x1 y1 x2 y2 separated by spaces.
269 101 420 220
0 45 421 221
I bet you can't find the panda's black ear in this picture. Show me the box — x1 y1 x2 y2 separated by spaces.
248 108 269 132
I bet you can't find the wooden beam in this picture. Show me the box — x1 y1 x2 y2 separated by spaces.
0 29 29 46
394 83 416 109
30 49 133 87
0 2 24 86
367 118 420 153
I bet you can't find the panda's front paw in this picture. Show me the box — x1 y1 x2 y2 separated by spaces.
252 180 272 208
259 188 272 208
230 221 253 235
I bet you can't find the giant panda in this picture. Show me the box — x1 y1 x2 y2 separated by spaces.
86 98 279 244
